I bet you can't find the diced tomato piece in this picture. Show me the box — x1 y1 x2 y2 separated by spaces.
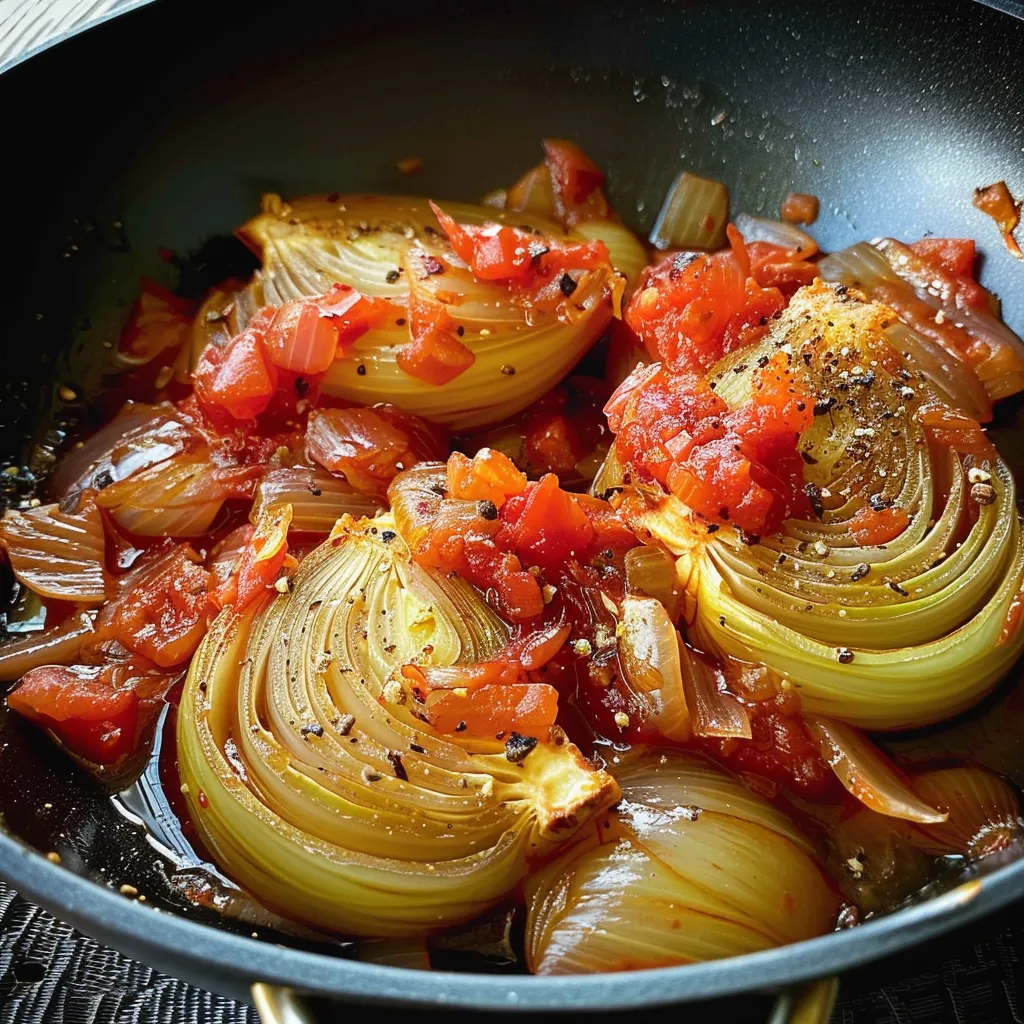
396 327 476 385
610 355 812 535
220 504 292 611
780 193 820 225
318 283 398 354
909 238 977 278
574 493 639 557
193 311 278 424
307 405 447 496
446 448 527 508
543 139 606 205
429 201 609 284
101 545 212 667
626 250 748 371
264 300 341 376
427 682 559 738
400 660 520 698
917 404 995 456
744 242 818 293
524 413 585 477
9 664 140 764
849 505 911 546
505 474 595 571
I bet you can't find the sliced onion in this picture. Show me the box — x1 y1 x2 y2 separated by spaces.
909 765 1024 857
49 402 185 498
806 716 946 823
650 172 729 250
0 612 94 682
95 454 261 537
253 468 383 533
732 213 818 257
177 512 617 936
0 498 106 603
525 751 838 973
589 442 627 500
819 240 1024 406
625 546 681 620
678 641 751 740
617 596 690 740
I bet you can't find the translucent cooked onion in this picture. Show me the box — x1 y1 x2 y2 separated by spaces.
618 596 691 741
48 402 181 498
679 641 751 740
0 497 106 603
909 765 1024 857
236 194 618 430
732 213 818 256
624 546 681 620
177 512 617 936
95 454 261 537
650 173 729 250
525 751 838 973
252 467 383 533
0 612 94 682
806 716 946 823
626 284 1024 730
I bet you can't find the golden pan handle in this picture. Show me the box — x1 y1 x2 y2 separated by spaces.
251 976 839 1023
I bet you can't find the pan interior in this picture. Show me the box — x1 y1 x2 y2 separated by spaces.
0 0 1023 995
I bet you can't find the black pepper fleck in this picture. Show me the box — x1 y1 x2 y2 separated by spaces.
505 732 538 763
387 750 408 781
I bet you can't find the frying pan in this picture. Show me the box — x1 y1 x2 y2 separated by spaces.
1 0 1024 1018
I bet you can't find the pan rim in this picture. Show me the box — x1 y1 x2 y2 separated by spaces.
1 827 1022 1009
2 0 1024 1009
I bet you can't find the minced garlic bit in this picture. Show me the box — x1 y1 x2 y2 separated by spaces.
541 583 557 604
119 884 139 897
846 856 865 877
46 851 61 864
381 679 406 705
453 687 468 698
811 540 830 557
594 624 615 649
572 638 593 657
58 386 77 402
613 711 630 731
968 467 992 484
274 576 291 594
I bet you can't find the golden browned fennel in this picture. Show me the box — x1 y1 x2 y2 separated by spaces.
619 283 1024 730
199 194 644 431
177 512 617 937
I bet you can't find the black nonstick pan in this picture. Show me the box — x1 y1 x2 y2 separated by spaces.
1 0 1024 1018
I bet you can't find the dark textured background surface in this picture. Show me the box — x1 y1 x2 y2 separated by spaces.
1 874 1024 1023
